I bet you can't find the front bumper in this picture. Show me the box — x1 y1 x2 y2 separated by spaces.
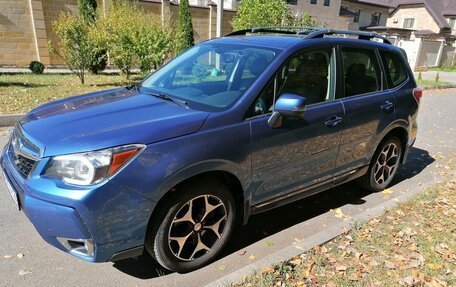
1 142 154 262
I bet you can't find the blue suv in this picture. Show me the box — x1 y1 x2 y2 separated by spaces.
1 28 420 272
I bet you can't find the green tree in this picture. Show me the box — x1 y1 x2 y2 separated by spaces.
49 12 96 84
95 0 140 78
291 12 320 27
134 17 173 72
232 0 291 30
77 0 107 74
77 0 97 23
175 0 194 54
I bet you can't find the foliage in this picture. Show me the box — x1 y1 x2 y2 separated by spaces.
77 0 106 74
77 0 97 23
175 0 194 55
49 12 97 84
28 61 45 74
232 0 291 30
290 12 321 27
95 0 173 77
417 71 422 81
134 16 173 73
435 72 440 83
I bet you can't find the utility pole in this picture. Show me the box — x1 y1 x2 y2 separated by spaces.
216 0 223 37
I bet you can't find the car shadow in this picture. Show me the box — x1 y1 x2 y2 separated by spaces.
112 147 434 279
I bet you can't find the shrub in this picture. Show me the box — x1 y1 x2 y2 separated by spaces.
175 0 194 55
49 12 97 84
417 71 422 81
29 61 45 74
134 17 173 73
435 72 440 83
232 0 291 30
89 50 108 74
95 0 140 78
77 0 97 23
290 12 321 27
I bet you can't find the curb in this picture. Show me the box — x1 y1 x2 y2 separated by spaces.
422 84 456 90
205 179 433 287
0 114 23 127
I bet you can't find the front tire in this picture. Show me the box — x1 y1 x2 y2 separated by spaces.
358 137 402 192
145 181 236 273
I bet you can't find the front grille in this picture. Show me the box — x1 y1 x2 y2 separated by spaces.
9 128 39 179
13 153 36 178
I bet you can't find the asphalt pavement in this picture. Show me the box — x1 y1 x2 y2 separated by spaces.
0 89 455 287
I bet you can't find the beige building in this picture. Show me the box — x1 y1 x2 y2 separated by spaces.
340 0 392 31
385 0 455 37
0 0 235 67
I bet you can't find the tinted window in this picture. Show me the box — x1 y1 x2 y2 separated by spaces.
380 50 408 88
342 48 381 97
250 48 335 117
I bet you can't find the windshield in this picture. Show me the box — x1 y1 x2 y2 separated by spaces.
140 42 279 111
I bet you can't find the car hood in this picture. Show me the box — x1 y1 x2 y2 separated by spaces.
19 88 210 157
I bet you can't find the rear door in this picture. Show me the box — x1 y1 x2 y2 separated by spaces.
334 45 395 178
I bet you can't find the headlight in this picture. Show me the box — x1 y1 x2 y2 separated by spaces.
45 144 145 186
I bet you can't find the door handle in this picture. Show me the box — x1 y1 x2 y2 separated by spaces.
325 115 343 127
381 101 394 111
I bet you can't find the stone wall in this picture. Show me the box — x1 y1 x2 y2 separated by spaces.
0 0 235 67
0 0 37 66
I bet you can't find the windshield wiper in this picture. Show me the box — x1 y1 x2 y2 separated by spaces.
127 84 188 108
126 83 140 91
148 92 188 109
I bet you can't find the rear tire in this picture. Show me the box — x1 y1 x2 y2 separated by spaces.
357 137 402 192
145 180 236 273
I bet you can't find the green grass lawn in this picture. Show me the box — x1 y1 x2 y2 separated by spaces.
416 79 451 88
0 74 142 114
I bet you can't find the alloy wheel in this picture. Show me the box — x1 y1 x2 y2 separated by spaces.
168 195 227 261
373 143 399 185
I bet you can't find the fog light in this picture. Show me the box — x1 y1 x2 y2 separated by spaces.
57 237 94 258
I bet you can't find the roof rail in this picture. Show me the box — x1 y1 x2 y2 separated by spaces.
225 26 392 44
303 29 392 44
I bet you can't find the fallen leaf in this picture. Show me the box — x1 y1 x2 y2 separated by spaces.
17 253 24 259
399 275 419 286
248 254 255 261
332 208 345 218
265 242 274 247
427 263 443 270
384 260 396 269
238 250 246 256
218 264 226 271
18 269 31 276
335 264 347 272
3 255 13 259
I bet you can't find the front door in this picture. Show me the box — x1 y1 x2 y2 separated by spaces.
248 47 344 205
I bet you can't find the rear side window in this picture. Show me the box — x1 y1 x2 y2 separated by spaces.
380 50 408 88
341 48 381 97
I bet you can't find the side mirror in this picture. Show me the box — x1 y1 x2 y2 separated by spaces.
268 93 307 128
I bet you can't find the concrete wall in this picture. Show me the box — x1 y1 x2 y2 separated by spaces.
387 4 440 33
0 0 235 67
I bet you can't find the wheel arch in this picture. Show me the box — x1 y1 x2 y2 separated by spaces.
376 124 409 164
